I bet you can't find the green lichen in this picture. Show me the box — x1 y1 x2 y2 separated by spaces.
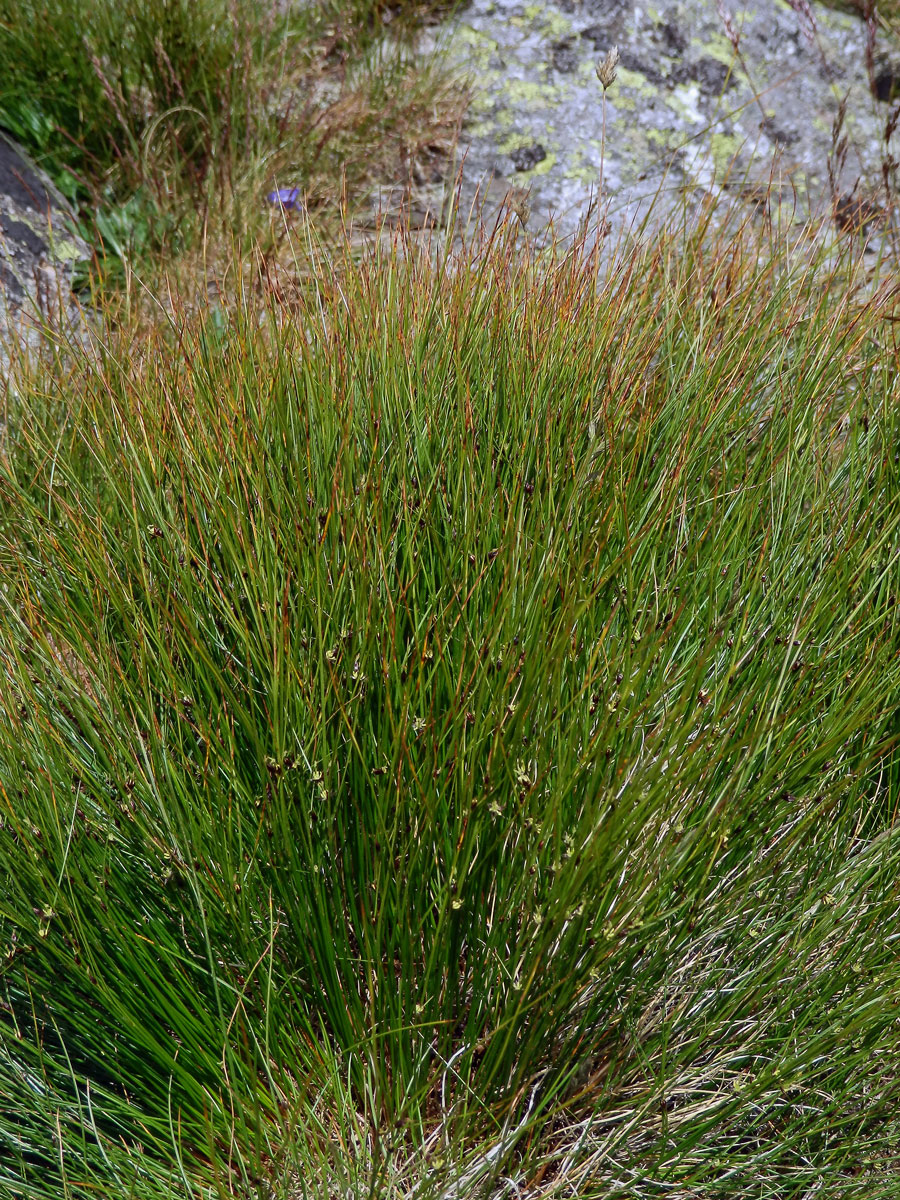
609 90 638 113
616 66 658 100
709 132 744 175
492 107 516 130
464 115 497 138
689 28 745 67
453 24 498 72
666 82 705 126
517 150 558 178
47 234 84 263
503 78 563 107
512 3 572 39
497 130 557 155
3 209 86 267
563 147 601 185
645 128 674 149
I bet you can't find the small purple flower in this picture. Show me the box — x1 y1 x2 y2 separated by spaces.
267 187 302 211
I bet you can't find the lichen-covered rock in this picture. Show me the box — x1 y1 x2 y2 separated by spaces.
0 132 90 372
437 0 898 242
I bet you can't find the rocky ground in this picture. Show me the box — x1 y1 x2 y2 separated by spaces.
431 0 900 245
2 1 898 348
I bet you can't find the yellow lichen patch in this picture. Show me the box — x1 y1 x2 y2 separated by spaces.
512 3 572 39
645 128 675 149
503 78 563 107
709 132 743 174
667 82 706 125
562 146 601 185
497 130 556 155
492 107 516 130
453 24 499 72
615 65 658 100
518 150 558 177
689 28 745 67
47 235 84 263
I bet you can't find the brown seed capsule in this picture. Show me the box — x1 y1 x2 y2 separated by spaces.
507 185 531 227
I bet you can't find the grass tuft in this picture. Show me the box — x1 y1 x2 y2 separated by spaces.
2 204 900 1196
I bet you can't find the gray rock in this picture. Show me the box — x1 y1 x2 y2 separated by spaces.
433 0 899 244
0 132 90 373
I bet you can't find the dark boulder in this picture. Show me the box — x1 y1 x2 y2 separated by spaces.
0 132 89 370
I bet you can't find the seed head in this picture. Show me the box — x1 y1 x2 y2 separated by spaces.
507 185 531 227
596 46 620 91
715 0 740 51
785 0 817 48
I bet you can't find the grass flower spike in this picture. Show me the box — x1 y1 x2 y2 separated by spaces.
596 46 619 214
595 45 620 90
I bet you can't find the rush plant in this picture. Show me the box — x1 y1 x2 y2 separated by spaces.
1 204 900 1198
